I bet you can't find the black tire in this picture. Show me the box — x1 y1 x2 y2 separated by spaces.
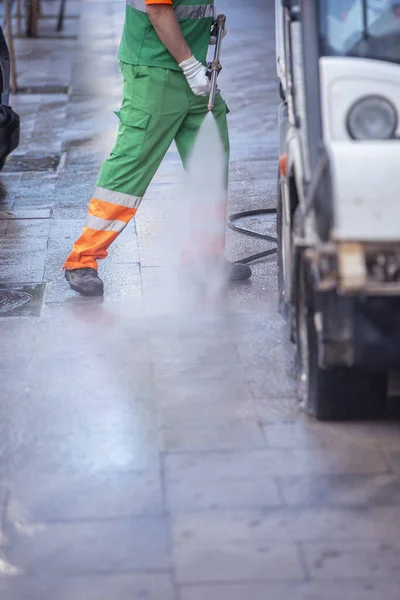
295 255 387 421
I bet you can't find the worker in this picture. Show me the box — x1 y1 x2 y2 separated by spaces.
64 0 252 297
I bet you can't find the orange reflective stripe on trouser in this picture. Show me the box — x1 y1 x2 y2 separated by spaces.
64 187 142 270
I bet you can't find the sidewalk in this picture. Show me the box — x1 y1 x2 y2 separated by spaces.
0 1 399 599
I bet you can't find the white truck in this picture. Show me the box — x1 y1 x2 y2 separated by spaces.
275 0 400 419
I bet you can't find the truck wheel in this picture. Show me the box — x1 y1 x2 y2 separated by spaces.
295 256 387 421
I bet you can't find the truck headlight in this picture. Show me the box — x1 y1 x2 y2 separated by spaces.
347 96 397 140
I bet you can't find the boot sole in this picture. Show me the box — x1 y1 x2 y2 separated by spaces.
67 281 104 297
230 265 252 282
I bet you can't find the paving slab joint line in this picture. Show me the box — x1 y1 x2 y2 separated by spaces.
273 475 287 507
56 152 68 175
256 418 269 444
177 577 308 589
160 453 178 588
381 448 396 474
21 567 174 578
296 541 312 582
1 489 10 536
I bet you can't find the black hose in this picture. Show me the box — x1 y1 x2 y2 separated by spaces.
227 208 277 265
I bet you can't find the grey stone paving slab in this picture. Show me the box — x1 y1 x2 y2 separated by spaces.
160 421 266 452
135 205 169 268
52 206 87 219
240 358 296 400
229 159 277 182
303 540 400 580
166 475 281 512
173 506 400 548
343 421 400 449
0 370 157 437
142 182 178 203
3 516 171 575
0 209 51 220
151 156 183 185
107 224 140 265
9 347 156 436
54 182 97 207
384 450 400 473
229 178 276 198
156 398 254 430
46 218 84 252
0 318 36 352
173 517 303 583
0 174 22 207
0 573 175 600
0 428 160 481
6 470 164 522
34 303 150 349
153 356 252 428
251 396 302 423
261 420 400 449
6 218 50 237
278 474 400 508
149 322 254 428
174 548 303 585
179 580 400 600
1 237 48 253
225 263 279 314
164 446 388 481
0 265 45 286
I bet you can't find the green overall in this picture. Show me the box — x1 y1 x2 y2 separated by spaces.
64 0 230 271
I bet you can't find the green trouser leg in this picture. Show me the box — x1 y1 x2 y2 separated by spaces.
64 62 230 271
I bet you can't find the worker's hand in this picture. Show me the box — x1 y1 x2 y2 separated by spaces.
179 56 211 97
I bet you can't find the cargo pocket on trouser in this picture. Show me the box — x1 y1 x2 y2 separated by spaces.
113 107 151 160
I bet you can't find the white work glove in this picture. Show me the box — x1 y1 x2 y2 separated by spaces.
179 55 211 97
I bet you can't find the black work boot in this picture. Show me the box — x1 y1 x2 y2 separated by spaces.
65 268 104 297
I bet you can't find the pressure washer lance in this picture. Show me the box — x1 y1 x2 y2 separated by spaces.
207 14 226 112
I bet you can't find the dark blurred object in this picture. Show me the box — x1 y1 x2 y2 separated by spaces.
56 0 66 32
0 25 19 170
24 0 67 37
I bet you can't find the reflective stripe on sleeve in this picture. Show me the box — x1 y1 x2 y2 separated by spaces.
127 0 146 11
174 5 214 19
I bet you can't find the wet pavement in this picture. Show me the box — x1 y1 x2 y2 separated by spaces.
0 0 400 598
